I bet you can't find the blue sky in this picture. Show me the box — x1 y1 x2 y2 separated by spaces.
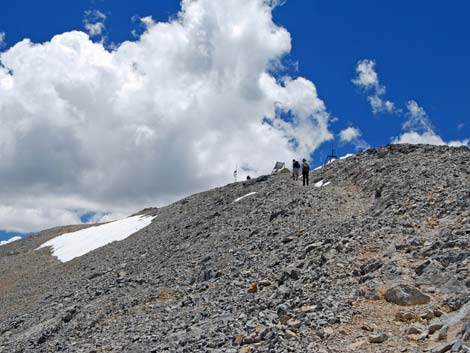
275 1 469 159
0 0 468 237
0 230 28 242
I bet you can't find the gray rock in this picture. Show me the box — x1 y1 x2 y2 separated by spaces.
407 323 426 335
384 284 431 306
429 323 445 335
431 340 457 353
369 332 388 343
1 144 470 353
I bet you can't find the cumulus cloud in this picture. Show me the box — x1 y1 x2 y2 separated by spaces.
402 100 434 132
0 32 5 48
393 131 469 147
339 127 360 142
131 16 157 39
352 60 379 88
353 59 396 114
392 100 469 147
0 0 333 232
83 10 107 37
139 16 155 28
339 126 370 150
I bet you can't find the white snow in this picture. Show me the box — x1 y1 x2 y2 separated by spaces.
314 179 331 187
234 192 257 203
38 215 155 262
0 236 22 246
314 153 355 171
326 158 337 165
340 153 354 160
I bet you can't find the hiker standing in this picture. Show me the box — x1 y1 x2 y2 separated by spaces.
292 159 300 181
302 158 310 186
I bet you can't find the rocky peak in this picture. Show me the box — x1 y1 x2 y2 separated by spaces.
1 144 469 352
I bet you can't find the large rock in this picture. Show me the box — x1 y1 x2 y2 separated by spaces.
369 333 388 343
384 284 431 306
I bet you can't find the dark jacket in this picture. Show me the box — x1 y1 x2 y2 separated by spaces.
302 162 310 174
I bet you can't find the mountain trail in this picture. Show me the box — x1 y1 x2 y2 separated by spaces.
1 144 469 353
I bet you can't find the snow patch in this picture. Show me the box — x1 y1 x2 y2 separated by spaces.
313 153 354 171
38 215 154 262
314 180 331 188
340 153 354 160
0 236 22 246
234 192 257 203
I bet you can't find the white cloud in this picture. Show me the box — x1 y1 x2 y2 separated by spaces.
392 100 469 147
140 16 156 28
339 127 361 142
0 32 5 47
447 139 470 147
339 126 370 150
131 16 157 38
0 0 333 232
0 194 108 233
392 131 445 145
83 10 107 37
352 60 470 148
353 59 396 114
393 131 469 147
403 100 434 131
352 59 379 88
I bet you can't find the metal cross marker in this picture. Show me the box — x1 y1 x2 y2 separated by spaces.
324 144 338 166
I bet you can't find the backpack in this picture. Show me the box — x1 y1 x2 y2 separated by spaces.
293 161 300 169
302 162 310 173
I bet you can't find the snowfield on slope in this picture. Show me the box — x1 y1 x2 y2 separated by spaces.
38 215 155 262
0 236 22 246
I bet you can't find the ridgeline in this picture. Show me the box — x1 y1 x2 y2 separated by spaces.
1 144 469 353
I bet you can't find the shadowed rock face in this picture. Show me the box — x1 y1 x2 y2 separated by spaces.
0 144 469 353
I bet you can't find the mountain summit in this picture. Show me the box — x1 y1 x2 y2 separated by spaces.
1 144 469 353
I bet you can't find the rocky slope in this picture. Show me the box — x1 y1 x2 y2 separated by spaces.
0 144 469 353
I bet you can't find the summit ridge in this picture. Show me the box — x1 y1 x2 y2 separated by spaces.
1 144 469 353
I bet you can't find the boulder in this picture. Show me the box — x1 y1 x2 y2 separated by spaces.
368 333 388 343
384 284 431 306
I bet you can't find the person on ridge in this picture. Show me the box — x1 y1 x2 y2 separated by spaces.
302 158 310 186
292 159 300 181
